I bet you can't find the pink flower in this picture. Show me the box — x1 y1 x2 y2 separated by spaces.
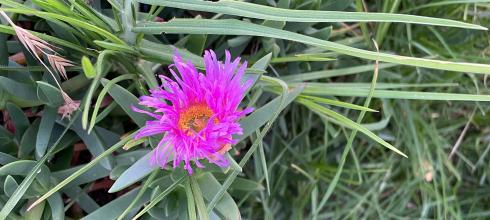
133 50 253 174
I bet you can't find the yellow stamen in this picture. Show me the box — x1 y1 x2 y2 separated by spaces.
178 103 216 133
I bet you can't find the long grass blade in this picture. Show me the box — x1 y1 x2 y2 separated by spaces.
136 0 486 30
133 19 490 74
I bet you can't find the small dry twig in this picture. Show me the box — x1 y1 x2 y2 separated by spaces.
448 108 476 160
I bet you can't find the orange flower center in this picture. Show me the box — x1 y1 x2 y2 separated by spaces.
178 103 216 133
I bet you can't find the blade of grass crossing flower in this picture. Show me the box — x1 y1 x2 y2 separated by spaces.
207 79 303 214
198 173 240 219
27 128 139 211
241 75 289 169
0 111 80 219
190 175 210 220
133 19 490 74
257 131 270 195
185 179 197 220
225 153 242 173
136 0 487 30
131 176 185 220
243 53 270 194
116 169 158 220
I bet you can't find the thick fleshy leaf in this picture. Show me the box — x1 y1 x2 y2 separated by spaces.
109 151 156 193
36 82 64 106
65 117 114 170
101 78 151 127
81 187 151 220
6 102 29 140
19 119 41 159
237 84 304 141
0 76 40 103
46 193 64 220
3 175 18 197
36 106 57 157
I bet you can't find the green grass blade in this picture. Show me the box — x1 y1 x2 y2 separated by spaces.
281 63 398 81
136 0 487 30
207 80 303 213
116 169 158 220
190 175 210 220
300 95 377 112
299 98 407 158
82 50 114 130
27 129 138 211
300 87 490 101
131 176 185 220
0 8 125 44
403 0 490 13
314 46 380 218
185 178 197 220
257 134 270 195
133 19 490 74
88 74 136 133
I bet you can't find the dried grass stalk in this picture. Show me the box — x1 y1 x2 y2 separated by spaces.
0 10 78 118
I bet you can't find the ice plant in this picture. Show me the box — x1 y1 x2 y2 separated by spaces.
132 50 253 174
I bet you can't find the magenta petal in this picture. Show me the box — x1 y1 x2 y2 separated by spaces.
131 49 253 175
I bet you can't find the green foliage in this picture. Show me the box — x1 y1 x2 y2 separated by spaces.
1 0 490 219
